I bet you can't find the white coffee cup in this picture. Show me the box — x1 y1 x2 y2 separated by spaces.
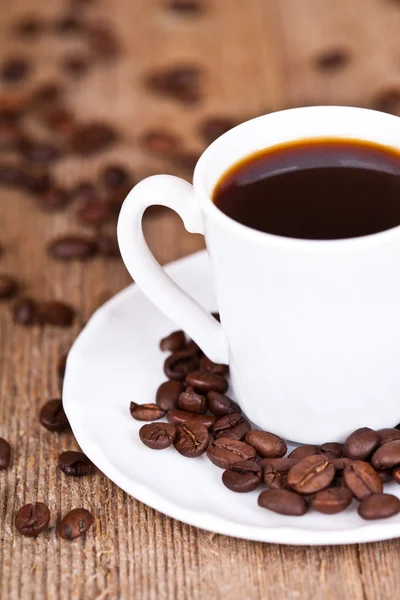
117 106 400 444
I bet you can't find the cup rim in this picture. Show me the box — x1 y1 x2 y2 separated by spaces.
192 105 400 251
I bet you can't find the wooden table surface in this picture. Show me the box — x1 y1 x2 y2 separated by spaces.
2 0 400 598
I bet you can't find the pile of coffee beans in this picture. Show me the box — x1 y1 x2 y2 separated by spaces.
132 325 400 520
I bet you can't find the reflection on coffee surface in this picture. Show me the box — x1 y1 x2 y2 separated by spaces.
213 138 400 240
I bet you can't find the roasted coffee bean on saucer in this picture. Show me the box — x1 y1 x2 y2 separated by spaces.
377 428 400 445
130 402 165 421
371 440 400 469
164 349 200 380
207 391 240 417
139 423 176 449
263 458 299 489
200 355 229 376
160 330 186 352
258 489 309 516
174 422 210 457
287 445 319 460
15 503 50 537
319 442 343 459
222 461 262 493
206 438 256 469
343 460 382 500
358 493 400 520
245 430 287 458
185 370 228 393
343 427 379 460
178 387 207 414
310 487 353 515
166 408 216 429
288 455 335 494
156 380 184 411
212 413 250 441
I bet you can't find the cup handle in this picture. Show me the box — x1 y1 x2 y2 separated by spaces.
117 174 229 364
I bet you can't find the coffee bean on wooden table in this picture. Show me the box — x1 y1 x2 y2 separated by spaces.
0 275 18 299
343 427 379 460
101 164 131 189
200 356 229 376
18 138 61 163
140 130 180 156
288 455 335 494
167 408 216 429
70 123 117 155
222 461 262 493
73 181 99 203
48 235 97 260
15 503 50 537
200 117 237 144
53 15 83 34
0 438 11 470
58 451 95 476
146 65 203 104
0 163 24 186
95 233 120 258
258 489 309 516
314 49 350 72
319 442 343 459
86 24 121 61
178 387 207 414
185 370 228 393
245 430 287 458
371 440 400 469
358 493 400 520
1 57 31 82
310 487 353 515
139 422 176 449
206 437 256 469
40 399 70 432
207 391 240 417
377 428 400 445
62 54 91 78
156 380 184 411
212 413 250 441
14 17 45 38
164 348 200 380
78 200 114 227
343 460 382 500
287 445 320 460
23 167 51 194
37 301 75 326
130 402 165 421
0 120 21 148
167 0 205 15
174 422 210 457
59 508 94 540
160 330 186 352
13 297 38 325
263 458 299 489
39 185 70 211
32 82 63 106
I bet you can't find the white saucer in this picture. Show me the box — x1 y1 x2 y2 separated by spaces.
63 250 400 546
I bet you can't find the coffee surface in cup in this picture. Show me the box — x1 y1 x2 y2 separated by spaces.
213 138 400 240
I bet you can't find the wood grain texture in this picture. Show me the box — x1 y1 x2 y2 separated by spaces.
1 0 400 598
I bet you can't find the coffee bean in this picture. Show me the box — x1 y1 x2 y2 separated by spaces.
174 422 210 457
314 49 349 71
96 233 120 258
200 356 229 376
13 297 37 325
332 457 354 471
146 65 202 104
167 0 204 15
0 275 18 299
164 348 200 380
185 371 228 393
200 117 237 144
73 181 99 203
343 460 382 500
70 123 117 155
15 503 50 537
62 54 91 78
167 408 216 429
156 380 184 411
38 106 76 138
14 17 45 38
0 163 24 186
59 508 94 540
0 438 11 470
86 24 121 61
58 451 94 476
78 201 114 227
40 186 70 211
53 15 83 34
39 399 70 432
207 437 256 469
18 138 61 163
139 422 176 449
222 460 262 493
178 387 207 414
288 455 335 494
23 167 51 194
32 82 63 106
245 430 287 458
377 428 400 445
130 402 165 421
1 57 30 83
263 458 299 489
319 442 343 459
287 445 320 460
392 466 400 483
310 487 353 514
160 330 186 352
377 469 393 483
258 489 309 516
212 413 250 441
0 120 21 149
374 90 400 115
358 493 400 520
207 391 240 417
101 165 131 189
343 427 379 460
140 130 180 156
48 235 97 260
37 301 75 326
371 439 400 469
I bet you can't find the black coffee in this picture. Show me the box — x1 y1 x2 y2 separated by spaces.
213 138 400 240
